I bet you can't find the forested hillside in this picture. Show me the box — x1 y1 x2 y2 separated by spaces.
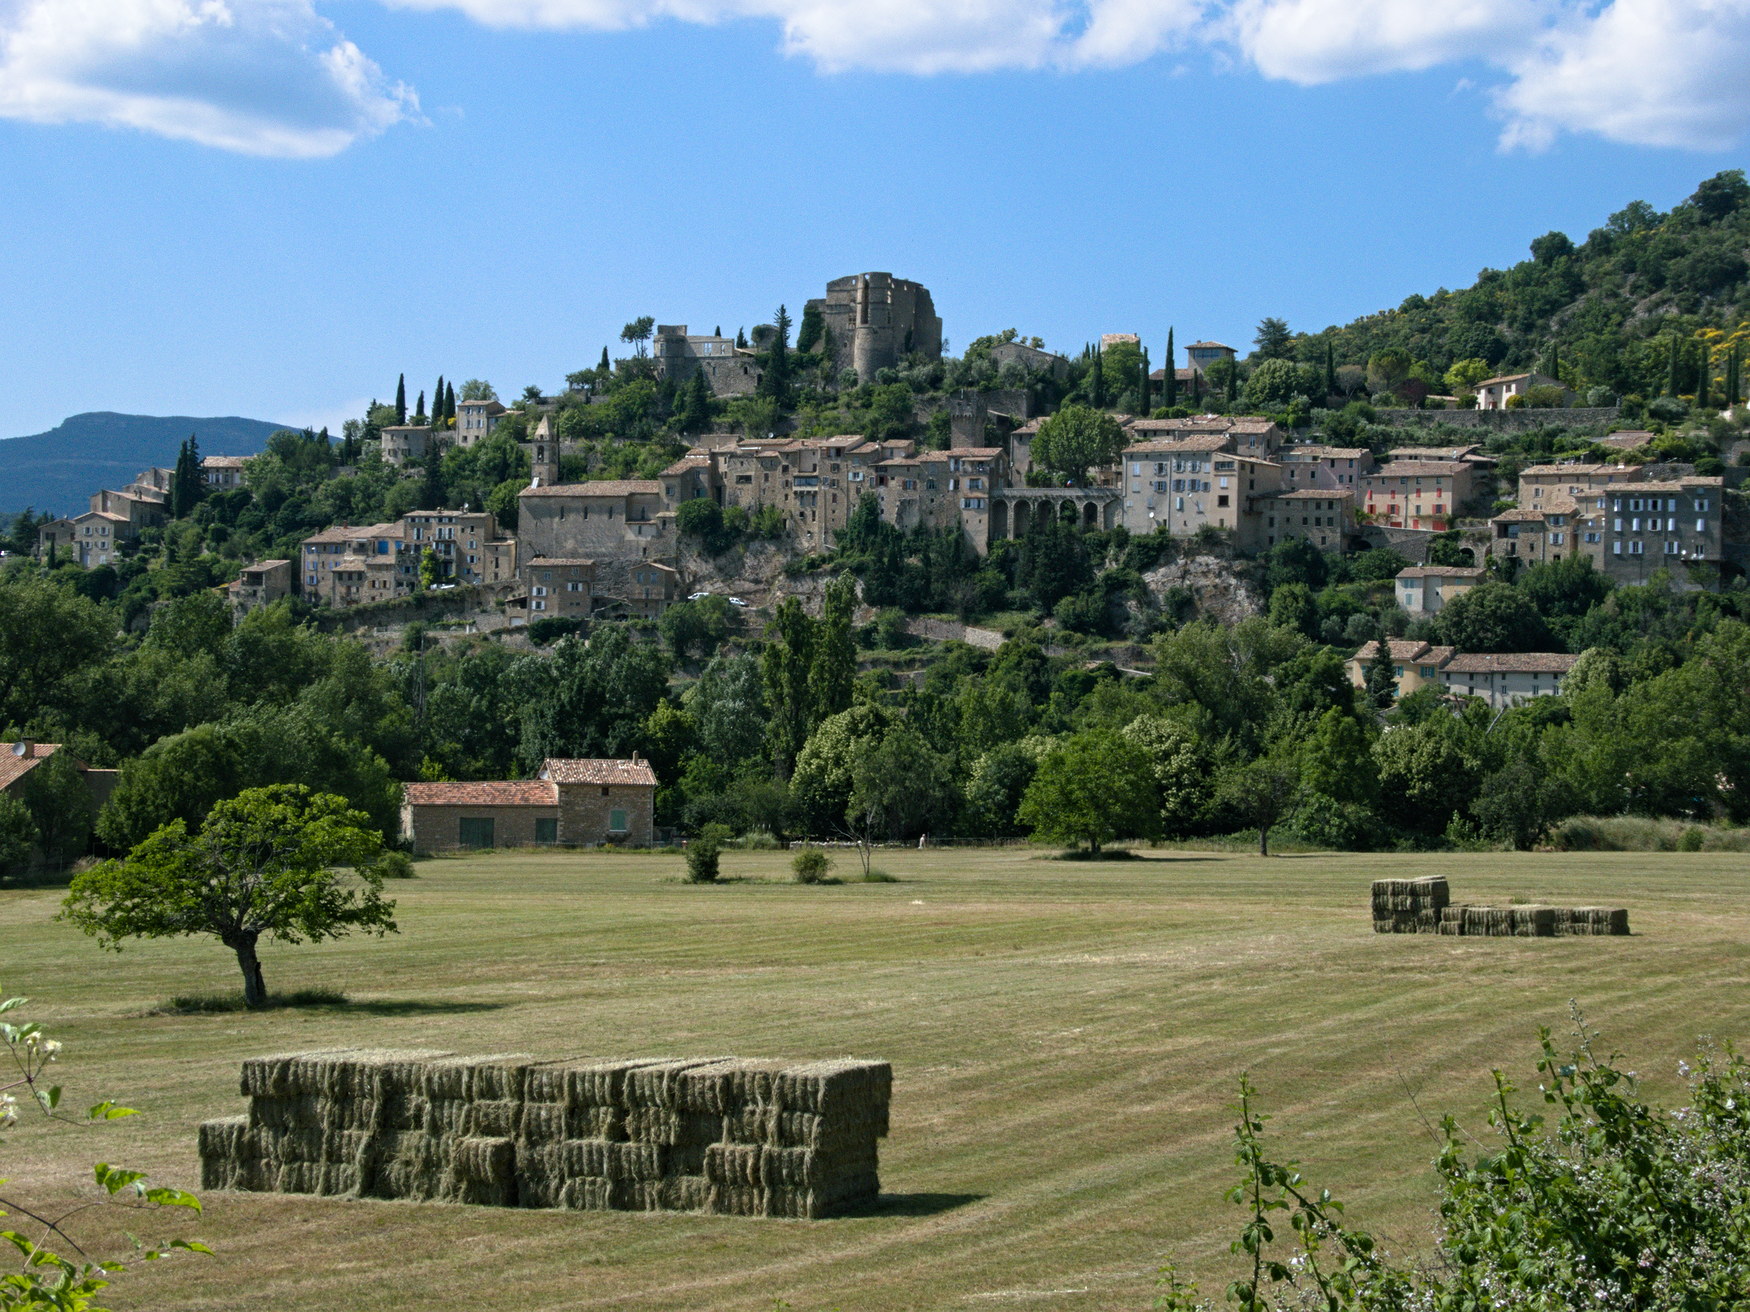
1290 171 1750 403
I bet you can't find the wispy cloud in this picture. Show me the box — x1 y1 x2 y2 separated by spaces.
0 0 418 157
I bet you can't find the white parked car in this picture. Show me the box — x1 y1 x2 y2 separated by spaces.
728 597 749 608
687 591 713 601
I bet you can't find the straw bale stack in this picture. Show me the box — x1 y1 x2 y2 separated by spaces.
1370 877 1449 933
199 1052 891 1220
1369 882 1630 938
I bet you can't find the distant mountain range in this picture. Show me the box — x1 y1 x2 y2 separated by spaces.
0 412 289 519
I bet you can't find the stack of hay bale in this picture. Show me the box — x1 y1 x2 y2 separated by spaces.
199 1052 891 1219
1371 880 1630 937
1370 877 1449 933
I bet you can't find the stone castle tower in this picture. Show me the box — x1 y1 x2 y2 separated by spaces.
525 415 560 486
807 273 942 383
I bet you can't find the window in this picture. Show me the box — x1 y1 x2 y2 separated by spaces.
608 809 629 834
1697 518 1708 533
1629 541 1644 555
1217 495 1230 508
458 817 495 848
535 818 558 844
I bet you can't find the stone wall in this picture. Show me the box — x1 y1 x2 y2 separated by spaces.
556 782 654 846
403 802 556 854
199 1051 892 1219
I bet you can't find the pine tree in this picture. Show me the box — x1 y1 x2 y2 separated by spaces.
1324 340 1337 398
1164 328 1178 408
1365 632 1396 708
421 438 445 511
1139 348 1151 415
414 390 426 421
395 374 406 424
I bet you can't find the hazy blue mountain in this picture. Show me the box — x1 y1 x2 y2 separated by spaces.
0 412 289 518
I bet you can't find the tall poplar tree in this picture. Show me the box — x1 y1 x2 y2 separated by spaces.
395 374 406 424
809 573 857 724
762 599 816 779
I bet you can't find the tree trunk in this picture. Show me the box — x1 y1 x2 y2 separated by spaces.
232 935 267 1008
1258 826 1270 858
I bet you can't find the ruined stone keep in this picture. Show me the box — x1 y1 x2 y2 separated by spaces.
808 273 942 382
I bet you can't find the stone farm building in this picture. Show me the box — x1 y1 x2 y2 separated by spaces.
402 757 656 854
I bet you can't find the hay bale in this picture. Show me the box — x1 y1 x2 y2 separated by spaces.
1569 906 1630 935
465 1099 521 1139
710 1183 769 1217
239 1048 363 1098
517 1100 567 1143
445 1136 516 1207
514 1140 568 1209
360 1130 447 1201
661 1175 712 1213
705 1143 765 1187
563 1139 665 1181
560 1176 622 1211
775 1060 891 1124
724 1103 777 1144
625 1058 735 1109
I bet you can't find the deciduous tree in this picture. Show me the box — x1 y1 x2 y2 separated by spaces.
64 785 395 1008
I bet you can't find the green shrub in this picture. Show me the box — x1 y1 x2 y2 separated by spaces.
1549 814 1750 852
861 868 898 883
685 823 732 883
374 851 418 879
1678 825 1707 852
734 829 781 850
792 849 833 884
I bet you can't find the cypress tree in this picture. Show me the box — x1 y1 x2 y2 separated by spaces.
1164 328 1178 408
414 390 426 421
421 438 445 511
714 325 721 337
1192 371 1202 406
433 375 446 426
736 328 748 350
1139 348 1151 416
1698 345 1712 409
1090 347 1104 408
1324 340 1336 398
444 381 456 425
395 374 406 424
1729 345 1742 409
598 346 610 373
1667 335 1681 397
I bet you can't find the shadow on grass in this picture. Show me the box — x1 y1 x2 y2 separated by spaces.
147 991 506 1018
841 1192 985 1218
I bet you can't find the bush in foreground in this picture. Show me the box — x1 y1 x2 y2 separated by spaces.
791 849 832 884
1156 1009 1750 1310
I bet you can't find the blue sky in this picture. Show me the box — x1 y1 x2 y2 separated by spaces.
2 0 1747 439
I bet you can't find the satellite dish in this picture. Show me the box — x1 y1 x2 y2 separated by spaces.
11 742 27 757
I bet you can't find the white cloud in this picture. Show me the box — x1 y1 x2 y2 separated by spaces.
0 0 418 157
1225 0 1544 84
1498 0 1750 151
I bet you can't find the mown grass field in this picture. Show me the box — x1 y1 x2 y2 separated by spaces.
4 846 1749 1311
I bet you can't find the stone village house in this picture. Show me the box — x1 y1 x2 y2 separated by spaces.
402 757 657 854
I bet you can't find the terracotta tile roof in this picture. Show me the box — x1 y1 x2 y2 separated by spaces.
952 447 1005 457
1608 478 1724 493
521 480 663 497
1519 462 1613 477
1440 652 1580 674
1366 461 1470 478
1257 489 1353 501
1123 435 1233 454
1396 566 1484 580
1282 445 1370 460
201 455 249 468
1186 340 1234 350
0 742 61 792
302 523 401 545
1228 419 1281 433
404 780 556 807
526 557 596 568
1350 639 1433 663
539 758 658 787
1387 445 1480 461
661 457 711 476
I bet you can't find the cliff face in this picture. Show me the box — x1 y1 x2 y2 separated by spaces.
1140 555 1264 626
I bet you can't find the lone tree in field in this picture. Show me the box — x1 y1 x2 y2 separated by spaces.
1018 730 1159 855
61 785 397 1009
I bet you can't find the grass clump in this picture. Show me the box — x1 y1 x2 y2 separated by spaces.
152 987 349 1015
685 824 732 883
792 850 833 884
733 830 782 850
860 868 898 883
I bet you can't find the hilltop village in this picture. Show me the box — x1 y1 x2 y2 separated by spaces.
13 175 1750 872
31 269 1746 638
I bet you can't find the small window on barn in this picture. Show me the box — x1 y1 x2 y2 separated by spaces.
600 786 610 797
